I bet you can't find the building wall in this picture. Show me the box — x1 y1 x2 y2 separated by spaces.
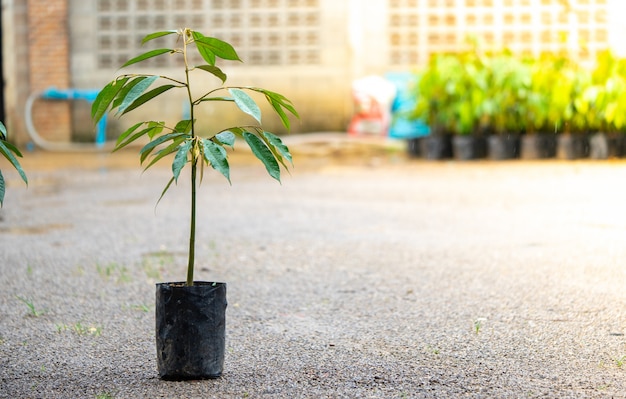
68 0 353 138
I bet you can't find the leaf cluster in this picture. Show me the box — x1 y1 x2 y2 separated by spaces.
91 28 299 201
0 121 28 207
410 48 626 135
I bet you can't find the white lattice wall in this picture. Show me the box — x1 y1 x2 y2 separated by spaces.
94 0 321 69
386 0 618 68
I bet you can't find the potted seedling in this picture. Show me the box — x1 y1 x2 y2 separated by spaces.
411 54 459 159
91 28 298 380
449 50 487 160
520 54 561 159
0 121 28 207
585 51 626 158
483 53 529 160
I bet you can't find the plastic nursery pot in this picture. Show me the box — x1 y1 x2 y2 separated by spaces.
487 134 520 160
419 134 453 160
452 135 487 160
557 133 589 160
407 137 422 157
156 281 227 380
520 133 557 159
588 132 623 159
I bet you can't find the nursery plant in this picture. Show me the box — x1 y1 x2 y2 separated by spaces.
92 28 298 380
0 121 28 207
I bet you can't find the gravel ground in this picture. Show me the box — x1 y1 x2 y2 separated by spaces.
1 135 626 398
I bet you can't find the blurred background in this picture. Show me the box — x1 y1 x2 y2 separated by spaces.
2 0 626 151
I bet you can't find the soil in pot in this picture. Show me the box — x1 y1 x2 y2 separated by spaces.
557 133 589 160
156 281 227 380
487 134 520 160
452 135 487 160
520 133 557 159
419 134 453 160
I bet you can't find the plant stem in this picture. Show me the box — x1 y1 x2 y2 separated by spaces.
187 156 196 286
183 29 196 287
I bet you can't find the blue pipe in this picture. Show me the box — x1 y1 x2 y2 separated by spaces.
40 87 107 146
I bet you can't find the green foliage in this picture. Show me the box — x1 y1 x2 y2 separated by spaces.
56 322 103 337
411 49 626 135
96 262 131 284
15 295 45 317
473 317 486 334
0 121 28 207
92 28 299 286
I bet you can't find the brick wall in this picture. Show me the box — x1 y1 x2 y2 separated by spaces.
27 0 71 142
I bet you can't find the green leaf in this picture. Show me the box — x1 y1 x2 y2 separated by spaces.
156 176 176 207
121 48 173 68
251 88 299 130
140 132 188 164
268 98 291 130
174 119 193 133
0 121 6 141
192 31 241 64
191 31 216 66
230 89 262 124
0 170 4 207
141 30 177 45
1 139 23 158
215 131 235 148
91 77 130 124
120 84 178 116
143 138 186 171
225 127 246 138
263 131 293 166
146 121 165 139
202 139 230 182
0 140 27 184
118 75 159 114
111 76 149 110
172 140 192 182
243 132 280 182
114 125 158 152
195 65 227 84
115 121 145 147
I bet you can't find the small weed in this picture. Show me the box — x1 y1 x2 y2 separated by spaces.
95 392 115 399
56 322 102 337
26 265 33 276
16 295 45 317
614 355 626 368
141 249 174 280
73 322 103 337
126 303 150 313
0 335 4 345
473 318 486 334
96 262 131 284
425 345 440 355
73 265 85 277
